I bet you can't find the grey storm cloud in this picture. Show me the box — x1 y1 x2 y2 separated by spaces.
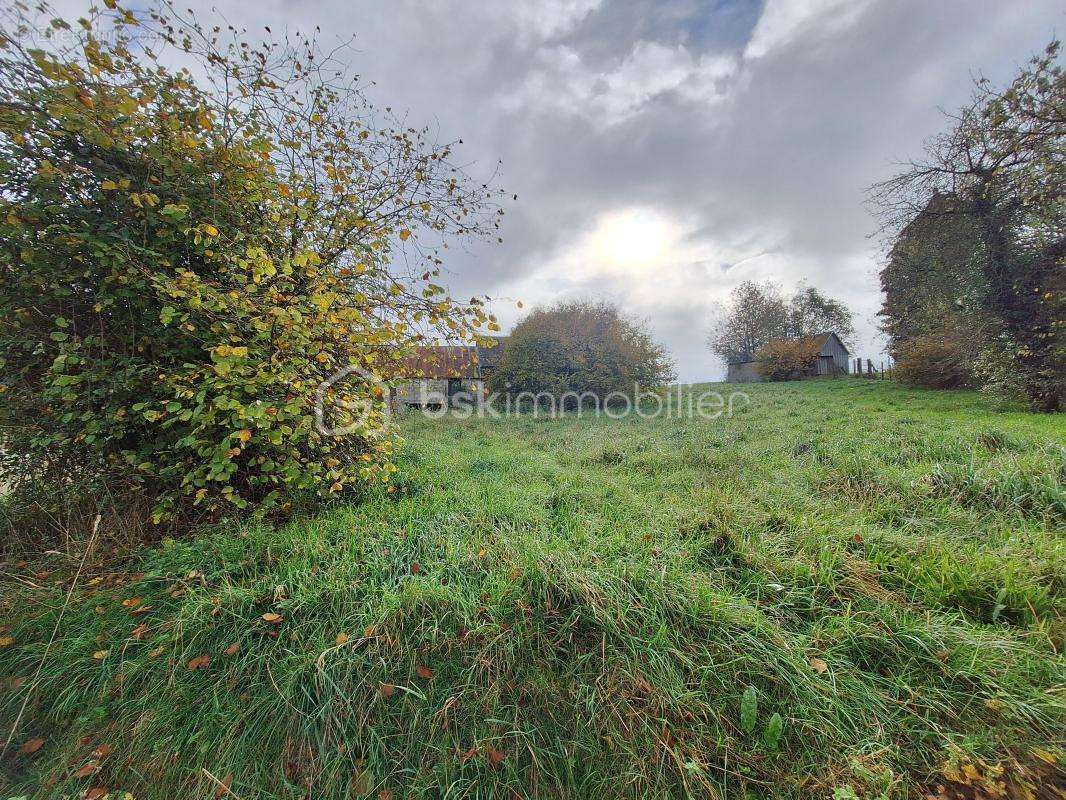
53 0 1064 380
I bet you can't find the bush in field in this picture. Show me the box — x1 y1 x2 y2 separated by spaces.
489 301 674 403
0 2 504 522
755 338 821 381
894 331 979 390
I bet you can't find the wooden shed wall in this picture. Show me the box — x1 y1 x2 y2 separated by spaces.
818 334 850 374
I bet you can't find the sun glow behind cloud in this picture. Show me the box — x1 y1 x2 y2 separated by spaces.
587 208 679 274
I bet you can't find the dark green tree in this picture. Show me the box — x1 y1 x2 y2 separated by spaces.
489 300 674 403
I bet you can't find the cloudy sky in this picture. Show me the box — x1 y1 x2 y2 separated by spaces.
75 0 1066 379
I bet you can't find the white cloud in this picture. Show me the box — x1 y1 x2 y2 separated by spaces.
744 0 875 59
504 40 738 126
506 0 604 42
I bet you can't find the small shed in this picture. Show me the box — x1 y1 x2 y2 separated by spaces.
809 331 850 376
392 346 483 410
725 355 761 383
725 331 850 383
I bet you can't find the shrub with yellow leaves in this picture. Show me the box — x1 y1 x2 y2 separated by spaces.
0 1 506 525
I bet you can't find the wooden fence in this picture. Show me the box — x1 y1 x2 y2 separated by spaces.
850 358 894 379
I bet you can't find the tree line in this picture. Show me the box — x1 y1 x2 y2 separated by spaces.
871 42 1064 412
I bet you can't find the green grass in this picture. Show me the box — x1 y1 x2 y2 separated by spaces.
2 380 1064 798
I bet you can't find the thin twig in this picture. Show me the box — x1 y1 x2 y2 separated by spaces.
201 767 242 799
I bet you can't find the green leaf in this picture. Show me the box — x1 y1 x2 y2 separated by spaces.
762 713 783 750
740 685 758 733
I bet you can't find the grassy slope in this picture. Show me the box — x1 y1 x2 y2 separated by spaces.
1 380 1064 799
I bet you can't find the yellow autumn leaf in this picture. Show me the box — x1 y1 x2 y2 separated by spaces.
399 229 411 241
335 632 349 645
237 429 252 443
101 180 118 191
92 649 108 660
0 636 14 647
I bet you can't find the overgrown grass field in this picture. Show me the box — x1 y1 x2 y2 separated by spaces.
2 380 1064 798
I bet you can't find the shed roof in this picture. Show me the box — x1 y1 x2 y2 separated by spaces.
809 331 849 355
729 331 848 364
400 346 478 379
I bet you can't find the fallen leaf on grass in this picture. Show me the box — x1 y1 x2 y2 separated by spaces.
83 788 107 800
148 646 166 659
92 650 109 661
223 642 240 656
809 657 828 674
93 744 112 759
335 632 349 645
261 612 283 624
410 562 421 574
350 768 373 796
19 737 44 754
486 747 506 765
379 682 395 698
121 597 141 608
1032 748 1058 765
131 623 149 640
0 636 14 647
187 654 211 671
214 771 234 798
416 665 434 680
73 762 99 779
